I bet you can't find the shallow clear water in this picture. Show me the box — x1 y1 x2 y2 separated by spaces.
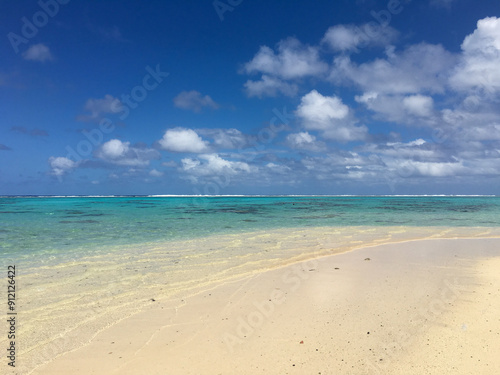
1 196 499 260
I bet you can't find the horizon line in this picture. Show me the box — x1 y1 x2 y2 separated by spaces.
1 194 498 198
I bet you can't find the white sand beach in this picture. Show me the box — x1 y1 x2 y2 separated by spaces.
28 237 500 375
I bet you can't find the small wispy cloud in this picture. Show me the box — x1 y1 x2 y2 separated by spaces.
173 90 219 112
430 0 455 8
10 126 49 137
285 132 326 152
88 24 128 42
322 23 399 53
0 144 12 151
149 169 164 177
244 75 298 98
77 94 122 121
22 44 54 62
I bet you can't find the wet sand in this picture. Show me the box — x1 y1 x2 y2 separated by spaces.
29 238 500 375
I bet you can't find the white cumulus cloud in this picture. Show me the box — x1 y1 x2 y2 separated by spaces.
243 38 328 80
197 128 250 149
296 90 367 142
96 139 159 166
355 92 436 123
450 17 500 94
159 128 210 153
330 43 457 95
48 157 77 176
402 95 434 117
100 139 127 158
180 154 253 183
296 90 349 129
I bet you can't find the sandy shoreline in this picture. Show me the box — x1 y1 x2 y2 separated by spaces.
26 237 500 375
12 225 500 374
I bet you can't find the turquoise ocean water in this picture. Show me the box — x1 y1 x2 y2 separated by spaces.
1 196 499 261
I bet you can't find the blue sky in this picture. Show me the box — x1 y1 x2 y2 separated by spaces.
1 0 499 195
